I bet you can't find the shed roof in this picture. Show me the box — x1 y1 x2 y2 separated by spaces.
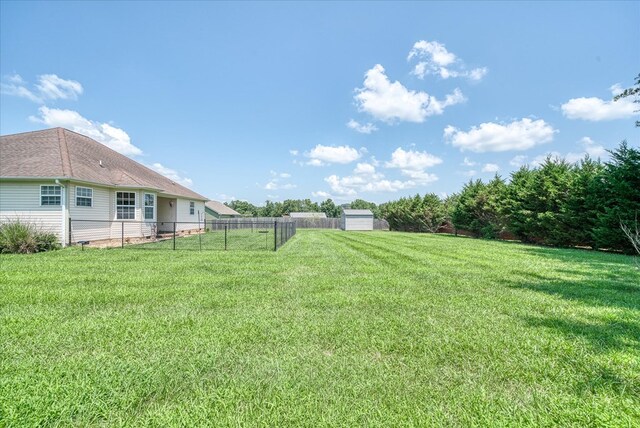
289 212 327 218
0 128 207 200
343 209 373 216
205 200 241 216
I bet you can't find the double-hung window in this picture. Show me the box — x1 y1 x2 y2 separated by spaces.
189 201 195 215
116 192 136 220
76 186 93 207
144 193 155 220
41 185 61 206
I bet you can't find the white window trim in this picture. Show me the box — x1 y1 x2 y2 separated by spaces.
75 186 93 207
40 184 61 207
115 191 137 220
189 201 195 215
144 193 155 220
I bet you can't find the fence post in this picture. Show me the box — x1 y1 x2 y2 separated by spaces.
224 224 227 250
68 217 72 246
173 222 176 250
274 221 277 251
121 221 124 248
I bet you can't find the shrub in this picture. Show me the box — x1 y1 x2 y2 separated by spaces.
0 220 61 254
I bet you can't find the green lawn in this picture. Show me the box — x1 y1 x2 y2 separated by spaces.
1 230 639 426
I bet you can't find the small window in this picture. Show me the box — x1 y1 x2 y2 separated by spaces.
116 191 136 220
41 185 61 206
189 201 195 215
144 193 155 220
76 186 93 207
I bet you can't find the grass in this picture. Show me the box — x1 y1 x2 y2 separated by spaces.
1 230 639 426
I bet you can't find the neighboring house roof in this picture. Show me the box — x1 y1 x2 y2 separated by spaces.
289 212 327 218
343 209 373 216
0 128 207 201
205 200 241 216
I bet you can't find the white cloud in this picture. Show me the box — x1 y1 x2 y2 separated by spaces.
510 155 528 167
30 106 143 156
347 119 378 134
263 171 296 190
312 191 332 199
148 163 193 188
36 74 83 100
1 73 83 103
354 64 465 123
463 170 477 177
384 147 441 185
462 157 477 166
407 40 488 82
408 40 456 65
322 150 440 197
385 147 443 170
579 136 607 159
264 181 296 190
353 162 377 175
1 74 42 103
561 84 638 121
444 118 556 153
289 149 299 156
306 144 361 165
482 163 500 173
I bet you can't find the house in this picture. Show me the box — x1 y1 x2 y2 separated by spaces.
205 200 242 220
341 209 374 231
288 212 327 219
0 128 208 246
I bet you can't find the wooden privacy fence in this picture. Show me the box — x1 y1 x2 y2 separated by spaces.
212 217 390 230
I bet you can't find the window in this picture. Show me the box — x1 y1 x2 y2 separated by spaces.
189 201 195 215
76 186 93 207
116 192 136 220
144 193 155 220
41 185 61 206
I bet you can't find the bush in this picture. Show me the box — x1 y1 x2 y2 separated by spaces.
0 220 61 254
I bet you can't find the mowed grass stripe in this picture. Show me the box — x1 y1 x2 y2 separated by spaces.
1 230 639 426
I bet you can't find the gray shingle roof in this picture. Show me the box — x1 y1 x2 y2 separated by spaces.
343 209 373 216
205 200 241 216
289 212 327 218
0 128 207 200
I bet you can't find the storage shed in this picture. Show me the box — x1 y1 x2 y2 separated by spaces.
341 209 374 231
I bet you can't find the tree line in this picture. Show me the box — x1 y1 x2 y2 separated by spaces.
378 141 639 254
226 198 382 219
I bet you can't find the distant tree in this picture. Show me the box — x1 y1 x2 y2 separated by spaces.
320 199 340 218
613 73 640 127
593 141 640 253
349 199 381 218
226 200 259 217
451 177 506 238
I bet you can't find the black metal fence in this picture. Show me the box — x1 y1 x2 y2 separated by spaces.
69 219 296 251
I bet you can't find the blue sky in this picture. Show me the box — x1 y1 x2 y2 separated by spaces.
1 1 638 204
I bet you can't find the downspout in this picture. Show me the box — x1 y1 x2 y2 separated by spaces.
55 179 66 247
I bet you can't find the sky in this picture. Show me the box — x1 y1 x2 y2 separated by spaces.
1 1 638 205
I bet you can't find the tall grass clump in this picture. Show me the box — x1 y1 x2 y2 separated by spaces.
0 220 60 254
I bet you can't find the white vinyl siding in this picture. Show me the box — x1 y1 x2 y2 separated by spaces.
175 198 204 232
1 182 63 242
75 186 93 207
40 185 61 206
342 214 374 231
68 184 112 242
